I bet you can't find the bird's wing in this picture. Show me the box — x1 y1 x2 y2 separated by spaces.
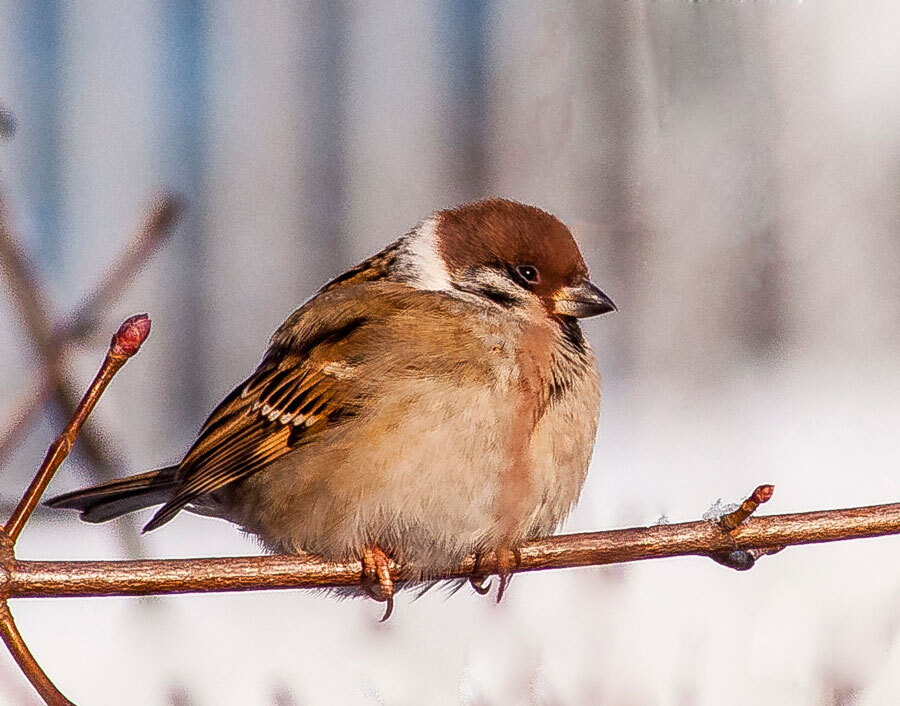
143 282 489 532
142 286 388 532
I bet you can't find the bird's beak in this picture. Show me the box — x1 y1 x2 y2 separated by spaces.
553 280 617 318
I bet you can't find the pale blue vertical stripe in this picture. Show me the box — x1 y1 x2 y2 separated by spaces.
438 0 488 200
298 0 349 277
159 0 209 422
17 0 63 275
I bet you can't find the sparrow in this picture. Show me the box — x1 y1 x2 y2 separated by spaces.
48 198 615 618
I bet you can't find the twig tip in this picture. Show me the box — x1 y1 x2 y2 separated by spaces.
152 193 183 234
110 314 151 357
753 485 775 505
754 484 775 504
718 483 775 532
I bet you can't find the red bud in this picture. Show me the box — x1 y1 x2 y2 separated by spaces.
753 484 775 504
110 314 151 357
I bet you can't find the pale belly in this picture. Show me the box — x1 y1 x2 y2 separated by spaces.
214 366 600 581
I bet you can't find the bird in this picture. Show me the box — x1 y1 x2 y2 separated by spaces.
47 197 616 618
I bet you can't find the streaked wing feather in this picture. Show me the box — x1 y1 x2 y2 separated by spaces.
145 323 365 531
143 281 477 532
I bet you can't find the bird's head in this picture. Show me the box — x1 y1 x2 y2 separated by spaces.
402 198 616 320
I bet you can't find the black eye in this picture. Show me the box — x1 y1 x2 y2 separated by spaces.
515 265 540 285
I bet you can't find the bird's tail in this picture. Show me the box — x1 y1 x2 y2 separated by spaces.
45 466 179 526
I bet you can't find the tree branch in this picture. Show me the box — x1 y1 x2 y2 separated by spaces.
0 314 150 705
0 194 180 468
3 316 900 705
4 314 151 542
0 600 73 706
57 197 181 343
1 500 898 600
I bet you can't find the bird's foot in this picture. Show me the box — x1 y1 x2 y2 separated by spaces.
361 545 394 621
470 545 519 602
469 552 492 595
495 543 519 604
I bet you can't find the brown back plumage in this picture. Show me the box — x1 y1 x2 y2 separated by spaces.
48 281 495 531
47 199 599 537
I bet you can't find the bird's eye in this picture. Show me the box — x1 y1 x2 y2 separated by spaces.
515 265 540 285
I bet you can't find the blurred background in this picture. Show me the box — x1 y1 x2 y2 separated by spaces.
2 2 900 704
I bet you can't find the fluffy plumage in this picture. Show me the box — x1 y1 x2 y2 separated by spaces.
48 198 615 597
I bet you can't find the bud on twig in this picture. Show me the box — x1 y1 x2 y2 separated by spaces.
109 314 151 358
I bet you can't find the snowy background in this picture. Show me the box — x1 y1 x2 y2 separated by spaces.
2 2 900 704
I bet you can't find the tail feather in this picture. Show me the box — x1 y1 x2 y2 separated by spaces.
46 466 179 525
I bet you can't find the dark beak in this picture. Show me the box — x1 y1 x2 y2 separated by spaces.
553 280 617 318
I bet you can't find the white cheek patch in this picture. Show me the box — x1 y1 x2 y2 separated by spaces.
398 216 453 291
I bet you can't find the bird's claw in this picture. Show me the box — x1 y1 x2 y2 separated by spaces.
469 575 491 595
361 545 394 621
470 546 518 602
495 544 518 603
470 551 492 595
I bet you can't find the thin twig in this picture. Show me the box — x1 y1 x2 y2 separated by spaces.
719 484 775 531
0 315 151 705
3 499 900 598
58 196 181 341
4 315 151 543
0 371 53 464
0 600 73 705
0 195 180 466
0 189 122 484
0 534 70 705
711 483 778 570
0 192 175 563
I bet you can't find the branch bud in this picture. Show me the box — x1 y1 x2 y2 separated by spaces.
110 314 151 357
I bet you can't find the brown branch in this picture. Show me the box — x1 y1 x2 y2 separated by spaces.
0 315 150 705
0 600 73 705
0 531 64 704
719 484 774 531
4 459 893 635
0 194 180 467
0 192 178 567
58 196 181 342
26 489 898 706
711 483 779 570
1 315 900 704
4 315 151 543
0 500 899 599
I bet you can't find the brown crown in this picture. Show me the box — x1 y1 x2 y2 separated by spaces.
435 198 589 300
